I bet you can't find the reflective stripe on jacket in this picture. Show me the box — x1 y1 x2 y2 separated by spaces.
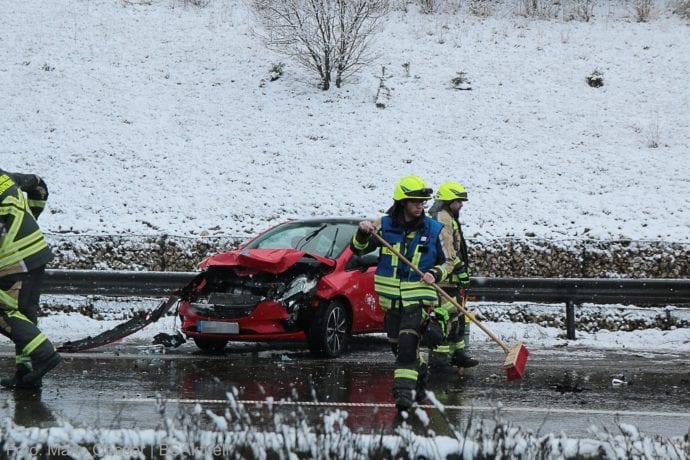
0 172 53 275
374 215 443 305
7 172 49 219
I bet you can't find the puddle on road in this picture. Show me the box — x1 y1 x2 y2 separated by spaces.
2 348 688 438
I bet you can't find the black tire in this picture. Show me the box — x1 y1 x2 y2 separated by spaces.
307 300 351 358
193 337 228 353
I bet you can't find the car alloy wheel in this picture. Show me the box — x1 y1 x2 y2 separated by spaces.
308 300 350 358
325 303 348 355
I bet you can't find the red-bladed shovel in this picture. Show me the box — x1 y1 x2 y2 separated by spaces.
371 232 529 380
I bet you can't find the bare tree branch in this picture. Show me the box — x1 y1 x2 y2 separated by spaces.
251 0 390 90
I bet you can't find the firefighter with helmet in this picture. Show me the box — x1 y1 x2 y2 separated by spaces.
0 169 62 390
351 176 463 411
428 181 479 374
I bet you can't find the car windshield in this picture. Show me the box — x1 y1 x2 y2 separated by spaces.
245 221 357 259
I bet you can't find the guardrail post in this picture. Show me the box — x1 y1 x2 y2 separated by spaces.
565 301 576 340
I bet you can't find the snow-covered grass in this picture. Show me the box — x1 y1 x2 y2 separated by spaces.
1 389 688 460
1 0 689 244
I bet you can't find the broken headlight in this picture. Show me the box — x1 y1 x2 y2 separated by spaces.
279 275 318 303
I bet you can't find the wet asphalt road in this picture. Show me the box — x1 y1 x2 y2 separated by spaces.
1 335 688 439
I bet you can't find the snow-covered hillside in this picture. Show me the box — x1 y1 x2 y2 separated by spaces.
2 0 688 243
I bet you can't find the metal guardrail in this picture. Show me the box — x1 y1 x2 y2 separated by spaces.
469 277 690 339
43 270 690 339
44 270 195 297
469 277 690 305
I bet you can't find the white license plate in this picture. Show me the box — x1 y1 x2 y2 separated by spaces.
198 321 239 334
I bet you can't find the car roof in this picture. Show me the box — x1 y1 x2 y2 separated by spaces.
283 217 372 226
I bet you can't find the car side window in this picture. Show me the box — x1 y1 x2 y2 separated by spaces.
334 224 354 254
346 248 380 271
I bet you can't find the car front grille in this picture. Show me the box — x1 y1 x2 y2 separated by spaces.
208 292 263 306
189 292 264 319
189 302 255 319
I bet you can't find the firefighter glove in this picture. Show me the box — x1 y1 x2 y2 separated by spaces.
431 307 450 331
457 270 470 289
424 319 444 349
425 307 450 349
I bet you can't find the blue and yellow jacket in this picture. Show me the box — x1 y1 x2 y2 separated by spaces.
351 210 461 308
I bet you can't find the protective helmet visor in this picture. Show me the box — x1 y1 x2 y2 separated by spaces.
404 187 433 199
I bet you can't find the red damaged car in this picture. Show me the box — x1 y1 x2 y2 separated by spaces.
178 218 382 357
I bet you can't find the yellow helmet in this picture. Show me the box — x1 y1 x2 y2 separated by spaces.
436 181 468 202
392 176 433 201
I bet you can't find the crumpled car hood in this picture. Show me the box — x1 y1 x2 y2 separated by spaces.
198 248 335 274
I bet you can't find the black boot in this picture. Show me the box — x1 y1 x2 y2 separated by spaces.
429 351 459 375
393 387 414 412
1 369 24 389
1 366 41 390
451 350 479 368
23 352 62 385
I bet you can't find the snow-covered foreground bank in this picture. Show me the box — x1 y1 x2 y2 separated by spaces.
1 391 689 460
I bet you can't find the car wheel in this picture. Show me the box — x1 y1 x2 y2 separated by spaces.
308 300 350 358
193 337 228 353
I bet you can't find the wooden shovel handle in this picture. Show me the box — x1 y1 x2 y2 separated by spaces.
370 231 510 353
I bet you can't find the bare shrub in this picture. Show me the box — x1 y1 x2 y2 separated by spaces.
251 0 390 90
121 0 154 5
647 118 661 148
563 0 596 21
633 0 655 22
468 0 494 16
517 0 560 18
586 69 604 88
399 0 462 15
398 0 409 12
175 0 211 7
420 0 462 14
435 14 449 43
259 63 285 87
450 71 472 90
269 63 284 81
374 66 392 108
420 0 437 13
672 0 690 18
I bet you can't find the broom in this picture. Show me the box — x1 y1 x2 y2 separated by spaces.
371 232 529 380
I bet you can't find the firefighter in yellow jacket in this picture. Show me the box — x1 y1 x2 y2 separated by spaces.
428 181 479 373
0 169 62 390
351 176 463 411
